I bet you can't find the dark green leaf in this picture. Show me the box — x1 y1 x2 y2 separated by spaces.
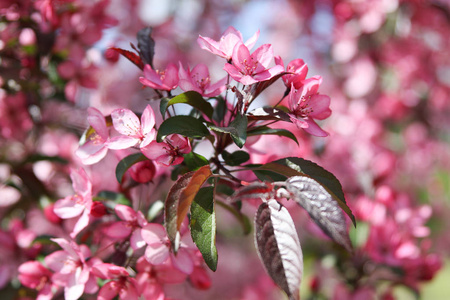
248 126 298 145
157 116 210 142
208 113 248 148
163 91 213 119
115 153 148 183
190 187 218 271
159 98 170 119
95 191 130 206
212 96 227 123
25 154 68 164
222 150 250 166
183 151 209 171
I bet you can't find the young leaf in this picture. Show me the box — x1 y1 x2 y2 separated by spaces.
222 150 250 166
137 27 155 67
190 187 218 271
115 153 148 183
255 199 303 300
285 176 353 252
163 91 213 119
273 157 355 226
208 112 248 148
110 47 144 70
247 126 298 145
157 116 210 142
165 165 212 249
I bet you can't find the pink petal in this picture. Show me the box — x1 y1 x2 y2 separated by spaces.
76 141 108 165
92 263 128 280
302 76 322 94
191 63 210 79
70 168 92 198
220 33 242 59
139 77 162 90
130 228 146 250
107 135 139 150
178 79 202 94
98 281 120 300
141 141 169 161
203 76 227 97
170 249 194 274
289 114 308 129
251 44 273 70
44 250 71 273
309 94 332 119
137 211 148 227
302 118 329 137
111 108 141 137
83 273 99 294
223 63 245 83
119 279 139 300
231 42 251 72
142 64 164 86
197 36 222 57
236 74 258 85
65 282 85 300
253 65 284 81
244 29 260 50
18 261 51 288
162 63 179 90
87 107 108 140
145 243 169 265
141 223 166 244
140 105 156 137
104 221 132 239
140 128 156 148
70 209 91 238
53 197 84 219
115 204 137 221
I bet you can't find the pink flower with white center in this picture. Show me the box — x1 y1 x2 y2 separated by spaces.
141 223 196 274
197 26 260 60
287 77 332 137
44 238 101 300
274 56 309 89
139 63 179 91
53 168 94 238
141 134 191 166
178 63 227 97
103 204 147 250
224 42 284 85
91 263 139 300
18 261 56 300
135 257 187 300
76 107 110 165
108 104 156 150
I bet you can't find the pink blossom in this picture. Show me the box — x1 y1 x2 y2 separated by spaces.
108 104 156 149
128 160 156 183
18 261 56 300
287 77 332 137
53 168 93 238
44 238 100 300
224 42 284 85
76 107 110 165
140 223 196 274
91 263 139 300
274 56 309 89
178 63 226 97
104 204 147 250
139 63 179 91
141 134 191 166
197 26 259 60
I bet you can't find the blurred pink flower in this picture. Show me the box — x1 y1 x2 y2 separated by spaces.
53 168 93 238
139 63 179 91
178 63 226 97
287 76 332 137
128 160 156 183
197 26 259 60
76 107 110 165
224 42 284 85
18 261 56 300
141 134 191 166
104 204 148 250
108 105 156 149
141 223 196 274
44 238 101 300
91 263 139 300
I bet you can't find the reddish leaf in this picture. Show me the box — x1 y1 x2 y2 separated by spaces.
230 182 274 202
285 176 353 252
110 47 144 70
137 27 155 68
255 199 303 300
165 165 212 249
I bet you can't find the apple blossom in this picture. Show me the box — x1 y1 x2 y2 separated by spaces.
139 63 179 91
141 134 191 166
178 63 226 97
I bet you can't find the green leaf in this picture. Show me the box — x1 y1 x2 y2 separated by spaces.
212 96 227 123
255 157 355 226
25 154 68 164
190 187 218 271
115 153 148 183
157 116 210 142
222 150 250 166
95 191 130 206
183 151 209 171
208 113 248 148
163 91 213 119
248 126 298 145
160 98 170 118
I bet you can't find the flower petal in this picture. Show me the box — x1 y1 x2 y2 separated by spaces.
170 249 194 274
53 197 84 219
87 107 108 140
111 108 141 137
145 243 169 265
107 135 139 150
